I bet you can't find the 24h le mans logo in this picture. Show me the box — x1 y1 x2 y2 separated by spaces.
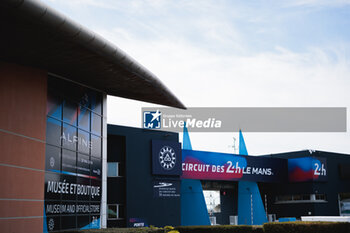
159 146 176 170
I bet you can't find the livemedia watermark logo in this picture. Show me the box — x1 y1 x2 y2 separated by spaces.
142 107 346 133
143 110 162 129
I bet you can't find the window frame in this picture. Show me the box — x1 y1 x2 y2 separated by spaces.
107 162 122 177
107 204 124 220
275 194 327 204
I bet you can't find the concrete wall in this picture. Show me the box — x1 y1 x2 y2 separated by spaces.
0 62 47 233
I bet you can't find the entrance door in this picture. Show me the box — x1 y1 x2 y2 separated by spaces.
202 181 237 225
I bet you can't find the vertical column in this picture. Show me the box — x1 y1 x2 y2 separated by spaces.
101 94 107 228
181 125 210 226
0 62 47 233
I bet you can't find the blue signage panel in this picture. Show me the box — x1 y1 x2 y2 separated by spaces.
152 140 182 176
288 157 327 182
182 149 287 183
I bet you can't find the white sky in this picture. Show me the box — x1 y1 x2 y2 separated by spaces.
43 0 350 155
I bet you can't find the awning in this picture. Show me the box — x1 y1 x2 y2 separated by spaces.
0 0 186 109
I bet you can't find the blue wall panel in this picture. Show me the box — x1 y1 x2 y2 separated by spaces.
181 179 211 226
238 181 267 225
180 126 210 226
238 130 267 225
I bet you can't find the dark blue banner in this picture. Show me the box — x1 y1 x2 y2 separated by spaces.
182 149 287 183
152 140 182 176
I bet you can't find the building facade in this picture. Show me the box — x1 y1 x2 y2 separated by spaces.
0 1 184 232
107 125 181 228
104 125 350 227
0 69 108 232
260 150 350 219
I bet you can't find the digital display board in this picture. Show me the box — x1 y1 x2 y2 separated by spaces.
44 77 103 232
181 149 287 183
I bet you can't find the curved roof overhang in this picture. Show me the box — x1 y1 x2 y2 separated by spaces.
0 0 186 109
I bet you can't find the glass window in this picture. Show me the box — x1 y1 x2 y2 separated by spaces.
78 93 91 109
276 195 292 202
91 92 102 114
62 149 76 173
62 123 77 151
78 106 90 131
46 117 62 146
45 77 105 232
339 193 350 216
76 177 90 201
91 113 101 136
91 157 102 179
89 202 101 215
91 135 102 158
108 205 117 219
63 101 78 126
45 145 61 171
47 92 62 120
60 174 77 201
275 194 326 203
340 193 350 200
316 194 326 200
77 153 90 176
45 172 61 200
91 179 102 202
293 195 302 201
107 204 124 219
78 129 90 155
107 163 119 177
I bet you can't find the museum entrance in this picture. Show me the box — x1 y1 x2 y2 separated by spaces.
202 180 238 225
